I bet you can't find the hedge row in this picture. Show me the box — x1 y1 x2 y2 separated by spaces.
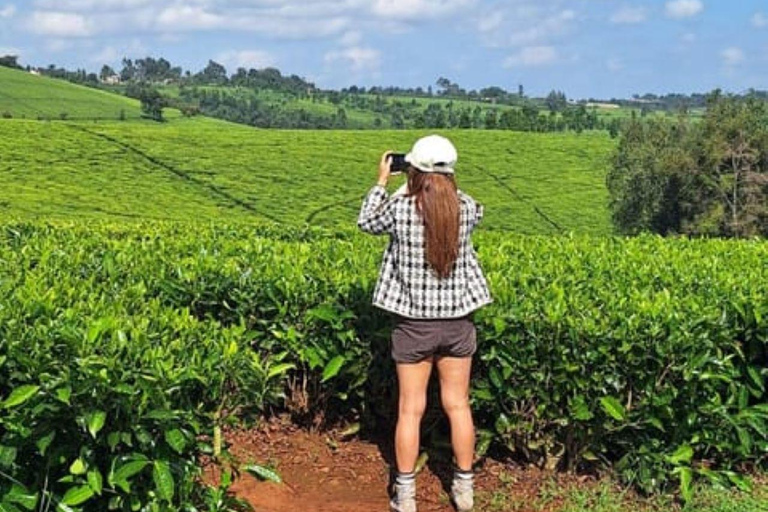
0 220 766 509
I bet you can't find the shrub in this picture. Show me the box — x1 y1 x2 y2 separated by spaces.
0 221 765 508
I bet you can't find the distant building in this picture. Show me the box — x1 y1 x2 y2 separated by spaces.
585 102 621 109
101 74 121 85
29 68 41 76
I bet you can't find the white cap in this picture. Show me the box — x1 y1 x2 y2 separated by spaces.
405 134 457 174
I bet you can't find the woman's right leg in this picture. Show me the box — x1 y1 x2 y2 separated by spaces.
436 355 475 511
435 355 474 471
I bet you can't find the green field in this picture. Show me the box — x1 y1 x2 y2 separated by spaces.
1 63 767 512
0 68 615 236
0 66 179 121
0 118 614 234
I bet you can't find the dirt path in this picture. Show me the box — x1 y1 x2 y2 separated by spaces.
204 419 579 512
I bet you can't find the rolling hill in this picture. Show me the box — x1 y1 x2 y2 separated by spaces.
0 65 159 121
0 68 616 234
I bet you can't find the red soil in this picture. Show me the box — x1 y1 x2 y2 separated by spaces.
201 417 586 512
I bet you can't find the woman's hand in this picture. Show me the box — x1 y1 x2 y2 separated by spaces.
377 151 393 187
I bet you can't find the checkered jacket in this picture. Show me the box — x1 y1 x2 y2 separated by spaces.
358 185 492 319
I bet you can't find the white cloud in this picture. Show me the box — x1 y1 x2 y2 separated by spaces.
19 1 481 42
339 30 363 46
45 39 76 52
34 0 154 10
325 45 381 72
721 47 745 66
371 0 475 21
91 46 119 63
610 6 647 24
665 0 703 19
90 39 146 64
477 10 503 33
0 46 21 57
478 6 577 48
752 12 768 28
22 2 352 40
155 5 223 31
27 11 94 37
0 4 15 18
217 50 276 70
503 45 557 67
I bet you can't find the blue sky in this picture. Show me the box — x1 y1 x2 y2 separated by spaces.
0 0 766 99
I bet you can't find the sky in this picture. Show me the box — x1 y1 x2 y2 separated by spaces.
0 0 766 99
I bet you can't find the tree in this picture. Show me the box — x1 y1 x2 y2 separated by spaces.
545 90 567 112
137 86 166 122
435 77 464 97
485 109 498 129
334 107 348 128
0 55 21 69
100 65 116 82
120 58 136 82
197 60 228 85
607 92 768 237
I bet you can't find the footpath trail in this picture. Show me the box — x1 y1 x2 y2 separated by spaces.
204 419 579 512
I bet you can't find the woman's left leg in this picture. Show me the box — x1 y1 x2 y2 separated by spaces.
394 359 433 473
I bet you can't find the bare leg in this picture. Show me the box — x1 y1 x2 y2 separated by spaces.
395 359 433 473
436 356 474 471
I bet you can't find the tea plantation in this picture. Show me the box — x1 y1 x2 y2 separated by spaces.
0 221 766 510
0 66 149 121
0 71 766 511
0 117 613 234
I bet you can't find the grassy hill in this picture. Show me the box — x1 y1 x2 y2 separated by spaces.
0 115 615 234
0 66 158 121
0 66 616 233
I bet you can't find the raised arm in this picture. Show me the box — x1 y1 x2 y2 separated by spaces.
358 185 395 235
358 150 396 235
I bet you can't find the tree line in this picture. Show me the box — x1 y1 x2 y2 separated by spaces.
608 91 768 238
178 85 615 132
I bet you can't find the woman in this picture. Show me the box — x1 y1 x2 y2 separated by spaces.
358 134 492 512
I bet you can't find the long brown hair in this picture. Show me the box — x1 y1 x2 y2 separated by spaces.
408 170 460 278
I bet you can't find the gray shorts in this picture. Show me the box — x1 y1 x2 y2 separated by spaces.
391 315 477 363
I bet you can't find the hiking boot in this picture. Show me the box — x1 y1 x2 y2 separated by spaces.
390 475 416 512
451 472 474 512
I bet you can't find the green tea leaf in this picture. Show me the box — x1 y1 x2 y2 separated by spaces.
35 431 55 456
0 502 23 512
164 429 187 454
108 457 149 493
85 411 107 439
87 470 103 495
666 444 693 465
61 485 94 506
5 484 38 511
1 385 39 409
152 460 174 502
69 458 87 476
0 445 17 469
245 464 282 484
321 355 345 382
676 467 693 502
599 396 626 421
267 363 295 379
54 387 72 405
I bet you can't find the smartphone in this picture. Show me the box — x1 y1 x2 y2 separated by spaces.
389 153 409 174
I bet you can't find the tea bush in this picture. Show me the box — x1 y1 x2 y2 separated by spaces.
0 220 766 509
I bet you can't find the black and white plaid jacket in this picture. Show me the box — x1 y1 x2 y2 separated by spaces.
358 185 492 319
